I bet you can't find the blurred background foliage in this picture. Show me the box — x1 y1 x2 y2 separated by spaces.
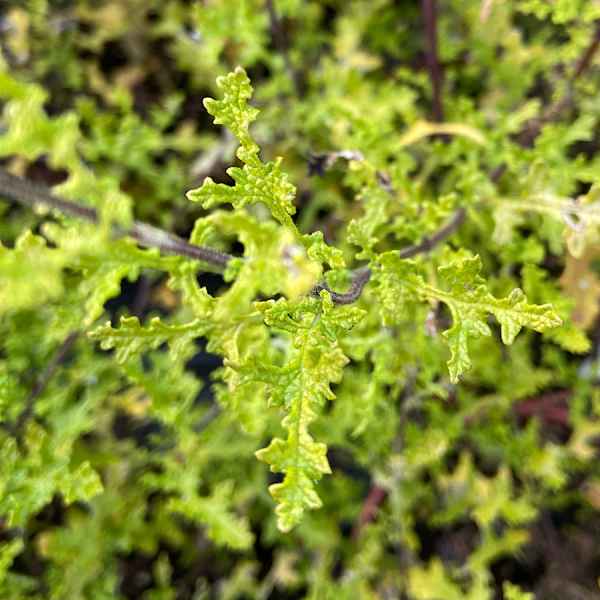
2 0 600 598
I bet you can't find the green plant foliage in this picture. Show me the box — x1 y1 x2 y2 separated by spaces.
2 1 600 598
188 68 297 231
252 292 364 531
376 251 561 382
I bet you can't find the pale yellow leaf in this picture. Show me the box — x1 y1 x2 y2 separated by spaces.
398 121 486 147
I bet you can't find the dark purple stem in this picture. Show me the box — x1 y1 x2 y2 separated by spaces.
313 267 372 305
422 0 444 122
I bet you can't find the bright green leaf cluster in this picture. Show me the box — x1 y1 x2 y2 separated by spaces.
249 292 364 531
2 2 600 597
187 68 297 232
376 252 562 382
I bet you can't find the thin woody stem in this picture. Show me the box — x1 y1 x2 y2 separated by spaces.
573 20 600 79
0 167 467 306
0 169 234 268
313 207 467 304
398 206 466 259
422 0 444 122
518 19 600 147
312 266 372 305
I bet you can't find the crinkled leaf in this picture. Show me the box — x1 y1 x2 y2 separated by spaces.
187 67 297 231
188 157 297 231
202 67 259 154
0 231 66 313
168 262 216 319
188 211 319 306
60 461 104 504
347 186 391 259
43 224 175 325
248 293 364 531
0 424 102 528
167 480 254 551
377 253 561 382
89 316 205 364
302 231 346 270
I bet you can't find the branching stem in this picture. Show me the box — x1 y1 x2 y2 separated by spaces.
517 19 600 147
313 207 467 304
0 169 468 306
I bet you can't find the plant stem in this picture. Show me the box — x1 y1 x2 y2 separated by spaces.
312 266 372 305
352 484 387 539
422 0 444 122
518 19 600 147
1 168 467 306
0 169 234 268
398 206 466 258
314 207 466 304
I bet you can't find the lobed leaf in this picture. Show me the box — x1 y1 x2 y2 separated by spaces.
377 252 562 382
249 293 364 531
187 67 298 231
89 316 206 364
